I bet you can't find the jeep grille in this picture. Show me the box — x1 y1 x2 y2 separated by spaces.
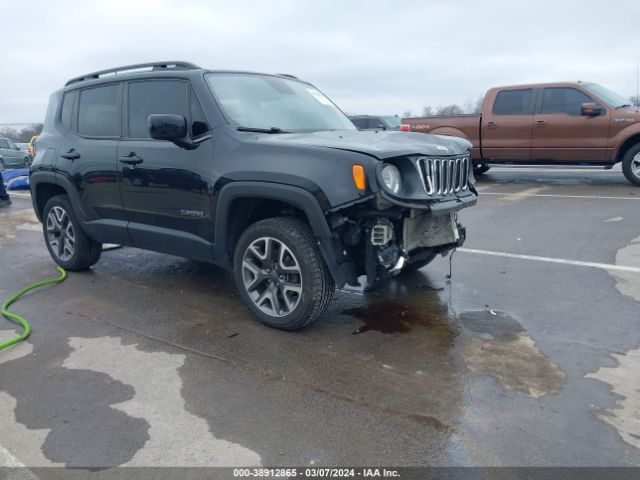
417 156 469 195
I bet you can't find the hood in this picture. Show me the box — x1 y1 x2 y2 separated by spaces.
613 108 640 120
254 130 472 159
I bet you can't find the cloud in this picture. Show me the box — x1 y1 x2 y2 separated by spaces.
1 0 639 122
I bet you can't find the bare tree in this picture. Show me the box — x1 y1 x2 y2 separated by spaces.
421 105 433 117
435 104 464 115
0 124 43 142
402 110 412 118
628 96 639 107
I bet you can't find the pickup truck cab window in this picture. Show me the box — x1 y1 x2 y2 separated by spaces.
492 89 533 115
540 88 595 116
205 73 356 133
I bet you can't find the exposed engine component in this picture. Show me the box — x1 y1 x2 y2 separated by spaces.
371 220 394 245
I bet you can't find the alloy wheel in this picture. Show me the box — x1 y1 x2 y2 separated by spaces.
241 236 303 317
46 206 76 261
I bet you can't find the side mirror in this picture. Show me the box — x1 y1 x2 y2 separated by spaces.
581 103 604 117
148 114 197 150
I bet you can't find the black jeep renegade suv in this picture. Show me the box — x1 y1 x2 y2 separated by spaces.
31 61 477 330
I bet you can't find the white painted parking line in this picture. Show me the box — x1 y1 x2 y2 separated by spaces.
458 248 640 274
479 192 640 201
7 192 31 198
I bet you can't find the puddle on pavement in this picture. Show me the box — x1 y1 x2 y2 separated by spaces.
343 296 566 398
344 300 457 345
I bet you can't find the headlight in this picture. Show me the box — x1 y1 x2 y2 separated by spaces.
380 164 402 194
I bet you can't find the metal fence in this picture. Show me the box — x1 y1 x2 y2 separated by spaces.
0 123 42 171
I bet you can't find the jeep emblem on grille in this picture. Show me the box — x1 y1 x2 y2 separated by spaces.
436 145 448 152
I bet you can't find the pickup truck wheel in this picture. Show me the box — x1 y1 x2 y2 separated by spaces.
473 164 491 175
622 146 640 186
233 217 334 330
42 195 102 270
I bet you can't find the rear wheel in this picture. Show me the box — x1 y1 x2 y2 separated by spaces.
43 195 102 270
473 163 491 175
622 145 640 186
233 217 334 330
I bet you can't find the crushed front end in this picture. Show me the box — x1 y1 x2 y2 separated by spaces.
328 152 477 286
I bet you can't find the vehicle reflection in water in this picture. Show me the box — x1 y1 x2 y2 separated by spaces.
122 167 208 193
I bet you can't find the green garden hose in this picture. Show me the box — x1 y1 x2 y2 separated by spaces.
0 267 67 351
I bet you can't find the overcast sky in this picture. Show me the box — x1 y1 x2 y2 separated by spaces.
2 0 640 123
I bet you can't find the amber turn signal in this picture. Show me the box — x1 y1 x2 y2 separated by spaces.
352 164 366 191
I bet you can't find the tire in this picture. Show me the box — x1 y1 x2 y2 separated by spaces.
473 164 491 175
401 251 437 274
233 217 334 330
42 195 102 270
622 144 640 186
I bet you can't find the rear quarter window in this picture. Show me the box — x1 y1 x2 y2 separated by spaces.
60 91 77 129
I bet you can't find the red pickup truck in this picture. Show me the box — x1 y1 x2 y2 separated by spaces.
402 82 640 186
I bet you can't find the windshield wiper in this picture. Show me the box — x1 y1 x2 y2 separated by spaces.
615 104 632 109
237 126 288 134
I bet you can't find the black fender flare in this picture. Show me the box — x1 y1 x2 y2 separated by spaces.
29 171 89 223
214 181 346 287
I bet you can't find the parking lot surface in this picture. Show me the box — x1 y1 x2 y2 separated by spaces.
1 166 639 470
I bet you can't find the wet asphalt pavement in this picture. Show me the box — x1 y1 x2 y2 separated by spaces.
0 166 639 471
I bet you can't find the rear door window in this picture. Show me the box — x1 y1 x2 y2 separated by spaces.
492 89 533 115
127 80 189 138
78 85 120 137
541 88 594 115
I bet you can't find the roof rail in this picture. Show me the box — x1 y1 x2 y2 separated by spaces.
65 61 201 86
277 73 299 80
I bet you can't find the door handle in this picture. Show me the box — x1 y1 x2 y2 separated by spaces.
535 120 546 127
118 153 144 165
486 121 497 128
60 149 80 160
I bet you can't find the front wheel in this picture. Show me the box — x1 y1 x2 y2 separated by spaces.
233 217 334 330
473 164 491 175
622 146 640 186
42 195 102 270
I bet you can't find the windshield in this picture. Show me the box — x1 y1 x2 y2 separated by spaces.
582 83 631 108
381 115 401 128
205 73 356 133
